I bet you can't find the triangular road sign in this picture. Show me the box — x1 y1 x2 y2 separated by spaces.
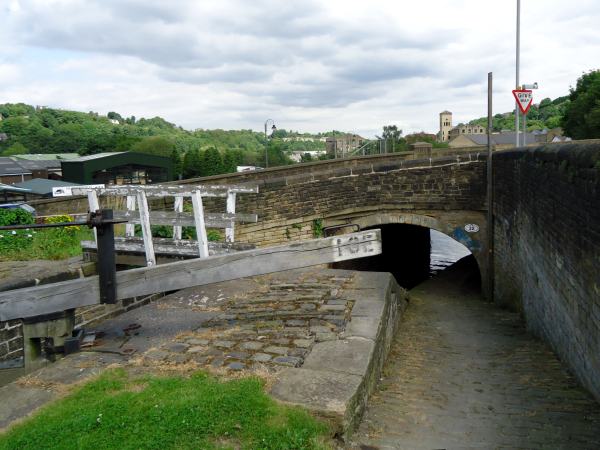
512 89 533 114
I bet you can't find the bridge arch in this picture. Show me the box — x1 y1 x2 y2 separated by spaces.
325 211 487 292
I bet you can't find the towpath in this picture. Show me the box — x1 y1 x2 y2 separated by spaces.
350 258 600 449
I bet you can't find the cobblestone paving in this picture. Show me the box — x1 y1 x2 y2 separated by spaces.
350 262 600 450
138 270 356 372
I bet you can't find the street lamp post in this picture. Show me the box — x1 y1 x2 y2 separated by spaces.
264 119 276 168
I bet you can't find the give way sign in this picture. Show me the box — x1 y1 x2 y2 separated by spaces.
512 89 533 114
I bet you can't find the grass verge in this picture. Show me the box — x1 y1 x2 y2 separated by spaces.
0 369 330 450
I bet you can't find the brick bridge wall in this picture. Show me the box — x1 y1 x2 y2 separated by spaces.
493 142 600 401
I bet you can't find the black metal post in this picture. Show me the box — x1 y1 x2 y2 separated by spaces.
93 209 117 304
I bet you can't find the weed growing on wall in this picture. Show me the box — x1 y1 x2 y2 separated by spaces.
312 218 324 238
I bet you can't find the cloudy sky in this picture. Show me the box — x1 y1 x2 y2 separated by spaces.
1 0 599 137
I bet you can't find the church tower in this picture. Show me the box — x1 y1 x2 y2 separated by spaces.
438 111 452 142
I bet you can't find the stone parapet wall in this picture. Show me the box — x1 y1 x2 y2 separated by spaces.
217 153 487 248
493 142 600 401
28 152 487 217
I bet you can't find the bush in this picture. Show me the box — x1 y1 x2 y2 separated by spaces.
0 208 34 226
0 208 36 254
0 228 36 254
0 213 93 261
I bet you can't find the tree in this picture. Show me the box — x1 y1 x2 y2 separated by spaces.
2 142 28 156
182 149 202 179
171 149 183 180
377 125 405 153
300 152 313 163
52 123 85 153
265 140 292 167
131 136 175 157
561 70 600 139
222 149 237 173
201 147 224 176
107 111 123 122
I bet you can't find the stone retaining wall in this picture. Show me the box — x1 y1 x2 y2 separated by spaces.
493 142 600 401
0 320 23 367
74 292 166 329
0 287 164 370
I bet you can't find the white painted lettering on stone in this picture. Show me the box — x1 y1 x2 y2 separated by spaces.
332 231 381 262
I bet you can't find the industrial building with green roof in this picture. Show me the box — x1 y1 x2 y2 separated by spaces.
61 152 173 185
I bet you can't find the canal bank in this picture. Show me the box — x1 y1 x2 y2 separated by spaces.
349 256 600 449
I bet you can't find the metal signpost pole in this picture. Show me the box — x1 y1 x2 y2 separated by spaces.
515 0 521 147
487 72 494 302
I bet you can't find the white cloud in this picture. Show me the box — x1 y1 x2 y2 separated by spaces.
1 0 599 136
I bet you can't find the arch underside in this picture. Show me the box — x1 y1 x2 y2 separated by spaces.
322 208 488 292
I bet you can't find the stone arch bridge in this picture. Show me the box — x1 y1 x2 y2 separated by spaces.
31 143 599 401
197 152 490 291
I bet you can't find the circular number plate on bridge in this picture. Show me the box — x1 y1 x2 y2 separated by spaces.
464 224 480 233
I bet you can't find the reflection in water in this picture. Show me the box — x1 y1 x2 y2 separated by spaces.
429 229 470 277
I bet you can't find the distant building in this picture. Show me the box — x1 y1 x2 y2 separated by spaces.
437 111 453 142
11 154 79 180
409 141 433 157
449 132 535 149
406 132 437 144
13 179 80 198
289 150 326 162
448 123 486 140
449 128 570 149
325 134 366 158
0 182 32 203
61 152 173 185
281 137 326 142
531 128 568 143
0 157 33 184
437 111 486 142
12 153 80 161
0 133 8 142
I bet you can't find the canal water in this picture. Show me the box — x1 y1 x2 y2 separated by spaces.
429 229 471 277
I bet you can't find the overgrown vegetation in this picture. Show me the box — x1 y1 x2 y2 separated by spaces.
0 211 92 261
312 218 324 238
0 369 330 450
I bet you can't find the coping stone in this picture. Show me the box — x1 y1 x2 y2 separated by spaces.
270 367 362 419
302 337 375 377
